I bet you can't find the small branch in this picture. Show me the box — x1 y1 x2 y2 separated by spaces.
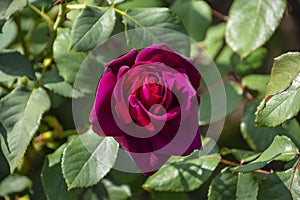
46 1 66 54
221 159 240 167
115 8 126 16
212 9 228 22
34 1 66 87
290 159 300 191
229 71 241 83
220 159 271 175
230 72 255 100
244 90 254 100
53 2 66 31
28 4 54 31
254 169 271 175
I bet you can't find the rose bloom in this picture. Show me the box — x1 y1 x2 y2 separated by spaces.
90 44 201 175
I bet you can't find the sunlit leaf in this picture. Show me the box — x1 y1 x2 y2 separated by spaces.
0 87 50 173
143 138 220 192
266 52 300 96
71 6 116 51
256 72 300 127
53 28 87 84
235 136 298 172
0 175 31 196
62 129 119 189
226 0 286 58
171 0 211 41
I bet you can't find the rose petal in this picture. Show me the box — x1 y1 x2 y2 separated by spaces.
107 49 138 74
114 136 170 176
136 44 200 90
114 135 152 153
130 152 170 176
138 83 162 109
89 71 124 136
150 102 200 155
129 95 151 127
117 65 130 80
182 128 202 155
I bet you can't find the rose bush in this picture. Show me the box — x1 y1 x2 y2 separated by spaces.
89 44 201 175
2 1 300 198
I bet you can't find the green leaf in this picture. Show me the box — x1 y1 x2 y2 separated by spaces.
235 136 298 172
41 156 83 200
236 173 259 200
0 87 50 173
143 154 220 192
41 65 63 84
0 174 32 196
203 23 225 58
221 148 260 163
122 8 184 32
208 168 238 200
102 179 131 200
121 8 188 52
208 169 260 200
106 0 125 5
0 19 17 50
80 181 107 200
151 192 189 200
256 166 299 200
0 150 9 179
117 0 164 9
171 0 211 41
226 0 286 58
231 48 267 75
241 101 288 151
71 6 116 51
242 74 270 95
255 72 300 127
72 47 108 95
62 129 119 189
143 138 220 192
202 23 234 77
199 81 243 125
29 22 49 55
47 143 66 167
109 168 141 185
75 0 96 6
44 82 84 98
0 0 27 31
29 0 56 9
42 66 85 98
282 119 300 149
0 51 35 80
53 28 87 84
0 0 27 17
215 46 234 77
0 19 5 32
266 52 300 96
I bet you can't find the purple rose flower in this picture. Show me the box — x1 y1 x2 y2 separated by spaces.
90 44 201 176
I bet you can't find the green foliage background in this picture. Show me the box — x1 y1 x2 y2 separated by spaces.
0 0 299 199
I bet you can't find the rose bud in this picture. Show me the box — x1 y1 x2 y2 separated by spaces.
90 44 201 176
